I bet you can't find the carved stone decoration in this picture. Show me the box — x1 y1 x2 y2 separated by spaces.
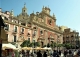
27 22 31 27
41 19 44 23
34 16 37 21
39 13 44 19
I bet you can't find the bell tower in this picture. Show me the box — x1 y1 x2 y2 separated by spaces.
22 3 27 15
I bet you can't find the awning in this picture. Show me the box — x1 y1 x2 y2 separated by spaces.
43 47 52 50
2 43 16 50
21 47 32 50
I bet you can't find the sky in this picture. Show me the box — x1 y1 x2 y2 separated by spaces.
0 0 80 34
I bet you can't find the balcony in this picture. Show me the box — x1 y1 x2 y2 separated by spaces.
12 30 17 34
4 27 8 30
48 36 54 40
4 24 9 31
48 37 54 40
38 36 45 41
38 38 45 41
17 36 24 42
32 34 36 38
27 23 31 27
20 31 24 35
4 27 8 33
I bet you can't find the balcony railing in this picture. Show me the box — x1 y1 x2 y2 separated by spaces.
27 24 31 27
38 35 44 40
48 38 54 40
4 27 8 31
32 34 36 37
20 31 24 35
12 30 17 34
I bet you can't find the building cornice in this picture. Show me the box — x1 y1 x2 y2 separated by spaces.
32 20 63 34
4 20 29 29
12 17 29 23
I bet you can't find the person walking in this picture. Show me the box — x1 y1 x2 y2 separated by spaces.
43 51 47 57
37 50 42 57
53 50 59 57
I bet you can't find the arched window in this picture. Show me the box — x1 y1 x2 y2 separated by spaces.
24 10 25 12
14 26 17 32
4 24 9 30
48 19 52 25
40 30 43 35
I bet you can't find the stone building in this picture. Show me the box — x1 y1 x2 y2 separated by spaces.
28 7 63 47
0 4 63 47
0 6 30 48
59 26 68 32
63 28 79 48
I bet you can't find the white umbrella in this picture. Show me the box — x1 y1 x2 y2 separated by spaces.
33 47 43 50
21 47 32 50
43 47 52 50
2 43 16 50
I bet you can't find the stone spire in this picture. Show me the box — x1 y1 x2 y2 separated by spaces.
43 6 44 8
11 9 14 16
32 11 35 15
42 5 45 11
22 3 27 14
53 13 55 17
53 13 56 21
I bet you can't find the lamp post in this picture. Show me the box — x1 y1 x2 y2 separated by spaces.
0 15 5 57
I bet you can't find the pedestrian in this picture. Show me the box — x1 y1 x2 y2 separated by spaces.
53 50 59 57
12 52 15 57
37 50 42 57
43 51 47 57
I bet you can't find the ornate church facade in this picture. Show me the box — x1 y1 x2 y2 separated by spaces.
0 4 63 47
